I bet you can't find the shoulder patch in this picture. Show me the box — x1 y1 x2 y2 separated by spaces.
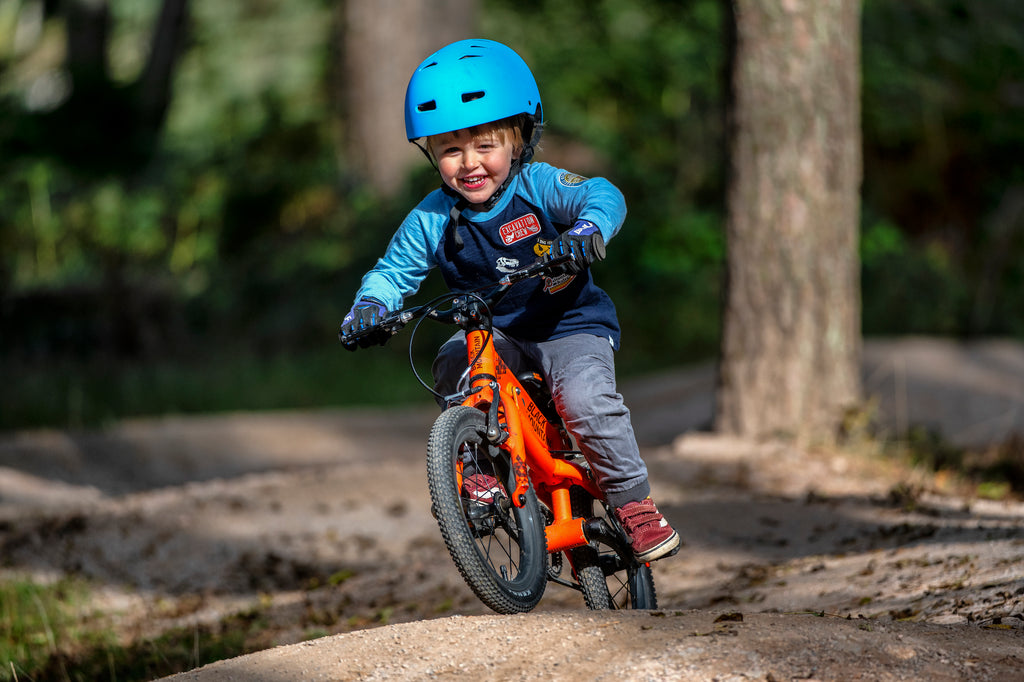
557 172 588 188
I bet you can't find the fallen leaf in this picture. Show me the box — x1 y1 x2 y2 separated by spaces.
714 611 744 623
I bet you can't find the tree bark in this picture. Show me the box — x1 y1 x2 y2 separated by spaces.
65 0 111 87
716 0 863 444
31 0 190 169
337 0 476 194
137 0 190 130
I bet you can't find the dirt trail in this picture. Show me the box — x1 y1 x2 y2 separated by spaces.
1 338 1023 680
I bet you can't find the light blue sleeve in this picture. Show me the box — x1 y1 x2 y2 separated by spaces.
353 191 450 312
517 163 627 243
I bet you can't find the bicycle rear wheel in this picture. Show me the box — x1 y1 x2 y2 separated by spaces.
569 486 657 609
426 405 548 613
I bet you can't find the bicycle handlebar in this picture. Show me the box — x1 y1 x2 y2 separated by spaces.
341 254 575 346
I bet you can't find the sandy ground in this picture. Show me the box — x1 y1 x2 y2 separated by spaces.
1 337 1023 680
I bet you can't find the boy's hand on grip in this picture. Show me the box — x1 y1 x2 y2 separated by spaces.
550 220 606 275
339 298 389 351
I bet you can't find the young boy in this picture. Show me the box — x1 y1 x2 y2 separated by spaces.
340 39 679 563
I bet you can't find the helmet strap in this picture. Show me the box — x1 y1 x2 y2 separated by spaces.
412 140 439 172
520 109 543 164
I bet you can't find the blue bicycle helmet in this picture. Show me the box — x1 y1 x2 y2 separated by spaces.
404 39 543 151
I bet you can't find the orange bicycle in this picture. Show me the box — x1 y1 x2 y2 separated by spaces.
341 256 657 613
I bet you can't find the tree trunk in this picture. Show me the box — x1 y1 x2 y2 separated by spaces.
137 0 190 130
337 0 476 195
35 0 190 169
65 0 111 87
715 0 863 444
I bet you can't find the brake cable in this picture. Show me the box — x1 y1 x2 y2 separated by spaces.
406 291 494 403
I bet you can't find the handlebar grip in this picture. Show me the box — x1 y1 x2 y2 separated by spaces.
339 311 407 348
592 232 607 261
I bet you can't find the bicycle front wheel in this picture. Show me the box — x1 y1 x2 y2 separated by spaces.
426 405 548 613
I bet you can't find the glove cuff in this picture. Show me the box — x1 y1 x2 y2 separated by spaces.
570 219 599 236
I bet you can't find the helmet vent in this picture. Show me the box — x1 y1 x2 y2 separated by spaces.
461 91 485 103
417 101 437 112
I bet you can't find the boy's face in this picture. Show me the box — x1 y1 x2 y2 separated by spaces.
431 128 518 209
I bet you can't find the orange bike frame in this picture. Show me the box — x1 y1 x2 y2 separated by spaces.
459 326 604 553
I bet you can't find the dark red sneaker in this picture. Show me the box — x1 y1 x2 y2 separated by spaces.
614 498 680 562
463 473 502 505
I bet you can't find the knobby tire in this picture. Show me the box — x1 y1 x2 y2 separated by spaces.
426 405 548 613
568 485 658 609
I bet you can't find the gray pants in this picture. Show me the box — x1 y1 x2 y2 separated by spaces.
432 331 650 507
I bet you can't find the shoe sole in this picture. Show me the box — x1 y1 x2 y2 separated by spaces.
634 531 681 563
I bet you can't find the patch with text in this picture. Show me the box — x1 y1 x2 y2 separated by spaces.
499 213 542 245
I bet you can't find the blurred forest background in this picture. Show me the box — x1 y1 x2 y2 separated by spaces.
2 0 1023 430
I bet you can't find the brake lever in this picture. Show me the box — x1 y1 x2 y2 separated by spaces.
498 254 575 286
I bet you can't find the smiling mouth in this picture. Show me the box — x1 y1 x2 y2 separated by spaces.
461 175 488 190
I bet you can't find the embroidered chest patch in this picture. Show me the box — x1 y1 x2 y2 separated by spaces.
499 213 542 245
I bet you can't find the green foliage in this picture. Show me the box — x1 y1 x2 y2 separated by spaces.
1 0 1023 427
483 0 726 243
860 219 971 335
861 0 1024 337
0 344 435 431
0 576 112 681
885 427 1024 500
0 573 266 681
482 0 728 369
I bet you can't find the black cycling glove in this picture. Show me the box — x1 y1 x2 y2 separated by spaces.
550 220 607 275
338 298 389 351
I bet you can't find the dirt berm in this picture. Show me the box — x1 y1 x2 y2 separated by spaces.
1 337 1022 680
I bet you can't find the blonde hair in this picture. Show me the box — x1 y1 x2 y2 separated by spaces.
426 114 527 162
